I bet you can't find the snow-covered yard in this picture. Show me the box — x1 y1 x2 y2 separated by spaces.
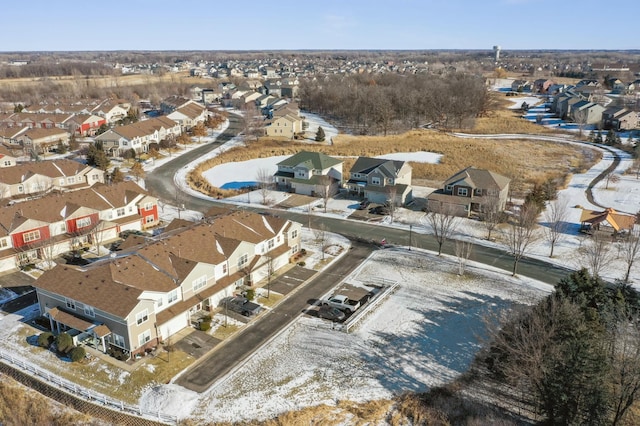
142 249 550 423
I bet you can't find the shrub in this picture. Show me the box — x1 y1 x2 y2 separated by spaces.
300 248 307 255
55 332 73 354
199 321 211 332
69 346 85 362
298 261 306 267
37 332 53 348
245 289 256 301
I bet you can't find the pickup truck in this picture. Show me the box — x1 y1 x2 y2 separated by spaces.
321 294 360 313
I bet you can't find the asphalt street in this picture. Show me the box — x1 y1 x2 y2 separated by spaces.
175 242 372 392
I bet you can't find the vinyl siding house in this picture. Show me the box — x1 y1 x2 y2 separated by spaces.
94 117 181 156
0 159 105 199
602 107 639 131
345 157 413 205
275 151 343 196
427 167 511 217
0 181 158 273
33 210 302 359
0 145 18 168
570 101 605 125
265 114 303 139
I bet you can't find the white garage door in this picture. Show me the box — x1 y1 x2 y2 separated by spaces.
159 312 188 340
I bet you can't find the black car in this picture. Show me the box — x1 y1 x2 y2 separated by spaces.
317 305 346 322
369 205 390 215
224 296 262 317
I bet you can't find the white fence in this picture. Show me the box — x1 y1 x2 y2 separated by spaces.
0 348 177 425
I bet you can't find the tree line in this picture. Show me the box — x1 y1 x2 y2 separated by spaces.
299 72 491 135
0 61 116 79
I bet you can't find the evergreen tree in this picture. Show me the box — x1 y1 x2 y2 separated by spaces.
315 126 326 142
595 130 603 144
110 167 124 184
56 139 67 154
86 141 110 170
588 129 596 142
605 130 617 146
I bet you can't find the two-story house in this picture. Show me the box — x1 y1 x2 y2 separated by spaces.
33 210 302 359
0 159 105 199
166 102 207 131
0 145 18 168
0 181 157 273
275 151 343 196
426 167 511 217
94 117 181 156
345 157 413 205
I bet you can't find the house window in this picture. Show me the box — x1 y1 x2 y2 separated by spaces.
457 188 468 196
292 244 299 253
23 230 41 243
129 206 133 213
18 186 24 193
372 177 381 185
238 253 248 269
168 290 178 303
136 309 148 325
60 223 66 233
84 305 95 317
291 230 298 239
66 298 76 310
3 161 11 166
192 275 207 292
0 239 7 248
222 263 227 274
76 217 92 228
474 189 482 196
92 174 99 181
138 330 151 347
117 208 125 217
268 239 274 250
59 178 65 186
144 203 153 211
145 215 155 224
112 333 125 348
277 235 281 243
445 185 452 192
156 297 163 308
67 177 76 184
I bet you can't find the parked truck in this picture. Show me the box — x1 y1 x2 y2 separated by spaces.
321 294 360 313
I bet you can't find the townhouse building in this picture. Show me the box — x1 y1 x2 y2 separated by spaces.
33 210 302 359
94 116 181 156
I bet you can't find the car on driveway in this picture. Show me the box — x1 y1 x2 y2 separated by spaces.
317 305 346 322
369 205 390 215
223 296 262 317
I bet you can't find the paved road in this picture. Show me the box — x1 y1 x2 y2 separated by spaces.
145 112 244 212
175 241 373 392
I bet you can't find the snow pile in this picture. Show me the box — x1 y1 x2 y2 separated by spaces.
138 384 200 421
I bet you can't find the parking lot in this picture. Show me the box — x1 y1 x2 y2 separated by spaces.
268 266 316 295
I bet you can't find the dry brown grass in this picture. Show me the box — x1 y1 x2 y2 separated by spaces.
187 130 599 199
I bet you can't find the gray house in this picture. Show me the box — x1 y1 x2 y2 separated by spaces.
345 157 413 205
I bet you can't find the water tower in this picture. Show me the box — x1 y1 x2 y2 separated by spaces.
493 45 501 62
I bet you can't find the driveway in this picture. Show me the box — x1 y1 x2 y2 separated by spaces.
268 266 316 295
172 329 221 359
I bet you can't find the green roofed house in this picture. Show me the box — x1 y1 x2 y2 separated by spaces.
274 151 343 196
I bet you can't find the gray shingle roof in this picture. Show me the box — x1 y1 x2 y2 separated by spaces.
276 151 342 170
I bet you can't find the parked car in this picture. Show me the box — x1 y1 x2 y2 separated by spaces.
321 294 361 313
224 296 262 317
369 205 390 215
317 305 346 322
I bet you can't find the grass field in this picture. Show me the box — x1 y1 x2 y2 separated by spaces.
188 126 599 198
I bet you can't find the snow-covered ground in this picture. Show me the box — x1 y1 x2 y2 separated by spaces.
5 109 640 422
143 249 550 423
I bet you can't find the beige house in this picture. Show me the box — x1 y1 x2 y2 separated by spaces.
166 102 207 131
0 159 105 199
265 114 304 139
427 167 511 217
0 145 18 167
33 210 302 359
95 116 181 156
18 128 70 155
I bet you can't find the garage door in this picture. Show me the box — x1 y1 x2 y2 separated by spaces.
159 312 188 340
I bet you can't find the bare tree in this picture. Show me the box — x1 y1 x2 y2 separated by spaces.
129 161 145 183
579 232 617 279
255 168 273 205
605 172 621 189
504 201 539 276
619 226 640 283
609 320 640 426
479 195 503 241
455 239 473 276
386 185 398 223
573 109 589 139
543 197 570 258
313 225 330 261
317 175 337 213
425 202 460 256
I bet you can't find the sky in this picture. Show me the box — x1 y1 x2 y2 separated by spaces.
3 0 639 52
